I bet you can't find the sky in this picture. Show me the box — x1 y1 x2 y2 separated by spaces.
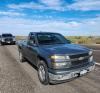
0 0 100 36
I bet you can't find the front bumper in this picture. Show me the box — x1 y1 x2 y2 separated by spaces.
1 41 16 44
49 62 95 84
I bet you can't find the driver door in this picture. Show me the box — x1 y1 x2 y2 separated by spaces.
27 34 38 66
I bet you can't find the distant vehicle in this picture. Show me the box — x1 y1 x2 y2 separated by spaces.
0 35 1 41
0 33 16 45
17 32 95 85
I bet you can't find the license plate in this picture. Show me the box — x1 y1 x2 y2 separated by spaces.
61 73 78 80
80 70 87 75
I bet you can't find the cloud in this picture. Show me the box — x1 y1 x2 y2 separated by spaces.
0 16 100 36
39 0 64 10
40 0 61 6
0 11 25 16
7 0 66 11
7 0 100 11
8 2 46 10
67 0 100 11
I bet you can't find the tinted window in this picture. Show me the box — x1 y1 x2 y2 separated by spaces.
2 34 13 37
28 34 36 45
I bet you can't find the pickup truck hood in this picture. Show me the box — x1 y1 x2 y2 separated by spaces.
40 44 89 55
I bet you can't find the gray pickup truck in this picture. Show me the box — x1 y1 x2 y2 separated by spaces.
0 35 1 42
0 33 16 45
17 32 95 85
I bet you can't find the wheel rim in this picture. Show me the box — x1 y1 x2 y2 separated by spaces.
38 65 46 81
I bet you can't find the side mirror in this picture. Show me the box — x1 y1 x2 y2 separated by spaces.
67 40 71 44
30 40 34 44
27 40 37 46
13 36 15 38
30 36 34 40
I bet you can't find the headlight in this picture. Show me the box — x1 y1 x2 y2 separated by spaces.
51 55 70 61
1 38 5 42
13 38 16 41
51 55 71 68
52 62 71 69
89 50 93 55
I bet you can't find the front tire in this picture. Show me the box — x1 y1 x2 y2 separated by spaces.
12 42 16 45
38 60 49 85
1 42 4 45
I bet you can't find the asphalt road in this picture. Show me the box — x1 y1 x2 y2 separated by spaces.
0 45 100 93
82 44 100 50
82 44 100 63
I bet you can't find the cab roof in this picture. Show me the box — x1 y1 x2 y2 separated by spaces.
29 32 59 35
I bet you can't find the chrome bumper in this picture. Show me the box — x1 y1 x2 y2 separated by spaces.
49 63 95 82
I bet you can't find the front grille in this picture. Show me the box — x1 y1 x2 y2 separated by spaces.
71 58 88 66
69 53 89 67
5 38 13 41
70 53 89 59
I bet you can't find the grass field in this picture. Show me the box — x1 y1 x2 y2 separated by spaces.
66 36 100 44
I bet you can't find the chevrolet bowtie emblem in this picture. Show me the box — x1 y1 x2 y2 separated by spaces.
79 57 84 60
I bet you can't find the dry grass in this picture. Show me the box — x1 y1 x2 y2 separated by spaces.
66 36 100 44
15 36 27 41
15 36 100 44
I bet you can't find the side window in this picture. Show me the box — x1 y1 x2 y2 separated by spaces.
28 34 36 45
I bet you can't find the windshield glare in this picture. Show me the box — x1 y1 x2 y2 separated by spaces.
37 33 70 45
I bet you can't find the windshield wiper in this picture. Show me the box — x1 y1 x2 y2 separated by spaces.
50 42 66 45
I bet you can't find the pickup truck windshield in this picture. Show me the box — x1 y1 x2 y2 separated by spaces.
2 34 12 37
37 33 70 45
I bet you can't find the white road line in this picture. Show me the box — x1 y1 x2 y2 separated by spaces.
93 50 100 51
95 62 100 66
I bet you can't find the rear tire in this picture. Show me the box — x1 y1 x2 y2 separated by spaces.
38 59 49 85
12 42 16 45
19 51 26 62
1 42 4 45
